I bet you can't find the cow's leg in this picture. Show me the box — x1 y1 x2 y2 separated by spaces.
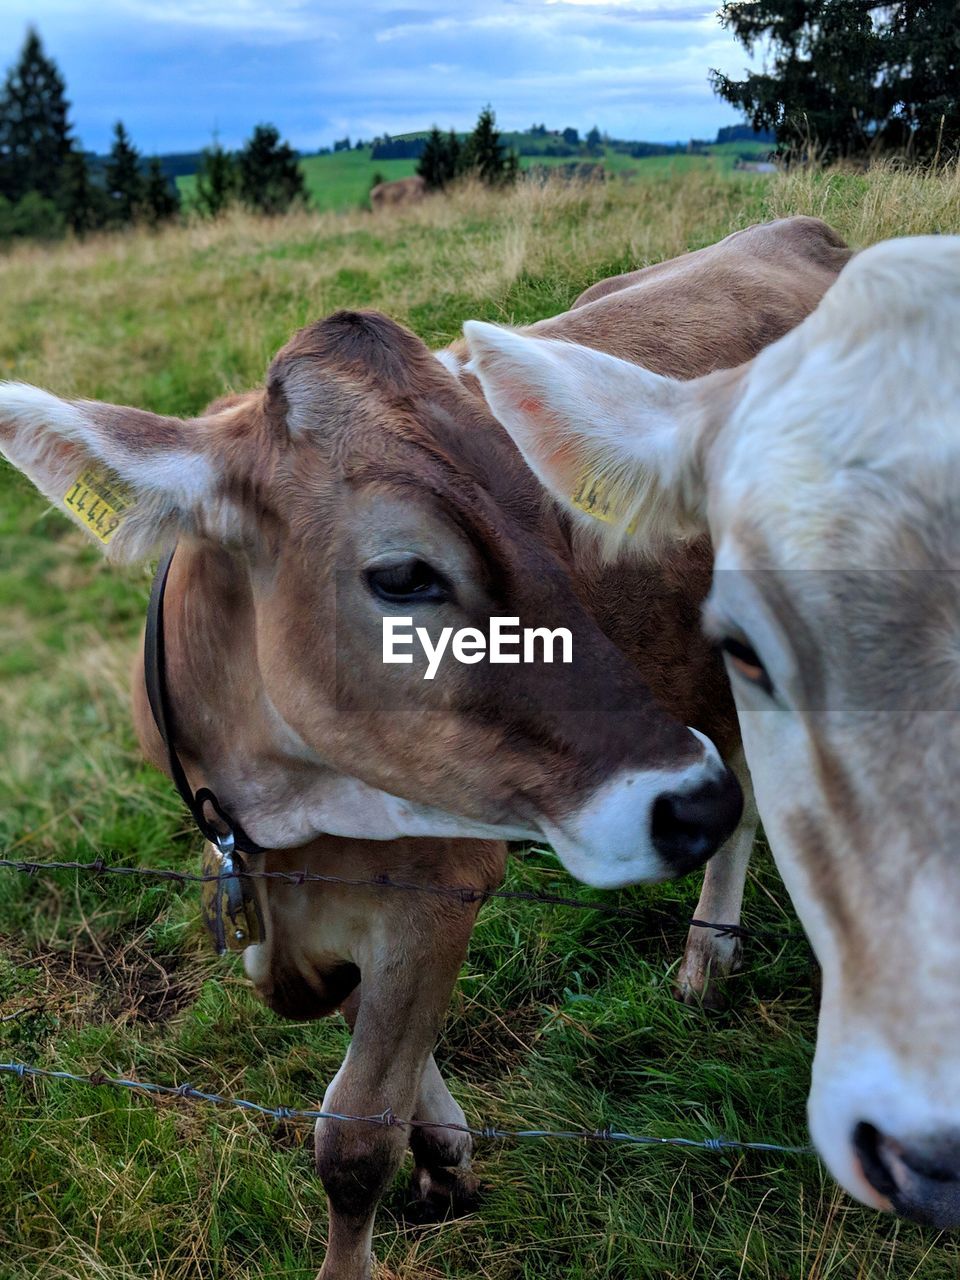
338 992 478 1222
314 909 476 1280
407 1055 479 1221
675 759 757 1008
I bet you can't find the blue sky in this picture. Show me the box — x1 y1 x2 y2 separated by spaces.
0 1 757 155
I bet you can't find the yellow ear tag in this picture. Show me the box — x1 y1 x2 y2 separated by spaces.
571 471 637 535
63 469 133 545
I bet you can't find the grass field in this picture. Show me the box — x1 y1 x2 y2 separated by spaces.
176 140 767 213
2 164 960 1280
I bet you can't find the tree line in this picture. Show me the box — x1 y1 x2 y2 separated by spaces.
0 28 306 243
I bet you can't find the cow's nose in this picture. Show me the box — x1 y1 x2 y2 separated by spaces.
853 1122 960 1229
649 768 743 874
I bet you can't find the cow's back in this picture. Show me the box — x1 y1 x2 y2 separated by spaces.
542 217 853 377
370 175 427 210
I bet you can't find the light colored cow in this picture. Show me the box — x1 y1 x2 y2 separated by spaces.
0 217 849 1278
464 235 960 1229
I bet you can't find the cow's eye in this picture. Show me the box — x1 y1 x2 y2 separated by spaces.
720 636 773 694
366 558 451 604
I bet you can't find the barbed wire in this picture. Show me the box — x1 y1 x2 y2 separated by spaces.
0 854 810 1159
0 855 800 942
0 1060 813 1155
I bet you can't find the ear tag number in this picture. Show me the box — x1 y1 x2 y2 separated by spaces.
63 469 133 545
571 470 637 535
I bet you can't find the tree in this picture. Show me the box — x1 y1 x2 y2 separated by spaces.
237 123 306 215
712 1 960 161
143 156 181 227
0 190 64 241
585 125 603 154
447 129 462 180
104 121 142 225
59 147 99 234
461 106 517 185
195 140 237 217
562 127 580 146
417 125 461 190
0 27 72 203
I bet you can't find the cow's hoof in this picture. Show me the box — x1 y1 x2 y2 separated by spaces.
404 1166 481 1224
674 932 742 1010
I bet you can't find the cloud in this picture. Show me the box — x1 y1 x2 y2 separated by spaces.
2 0 755 152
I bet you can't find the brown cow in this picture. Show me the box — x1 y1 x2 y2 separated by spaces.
370 174 426 211
0 216 850 1280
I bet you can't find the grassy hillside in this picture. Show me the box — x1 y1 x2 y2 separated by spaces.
1 164 959 1280
178 141 763 213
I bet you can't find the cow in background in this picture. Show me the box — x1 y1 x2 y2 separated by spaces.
370 174 426 211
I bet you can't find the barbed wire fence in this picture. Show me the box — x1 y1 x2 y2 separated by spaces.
0 852 813 1159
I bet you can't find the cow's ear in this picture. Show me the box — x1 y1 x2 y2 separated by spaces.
464 322 717 550
0 382 254 564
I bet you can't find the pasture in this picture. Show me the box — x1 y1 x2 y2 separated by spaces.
1 164 959 1280
176 140 765 213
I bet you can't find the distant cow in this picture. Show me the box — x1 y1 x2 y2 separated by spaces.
0 217 848 1280
370 174 426 210
467 235 960 1232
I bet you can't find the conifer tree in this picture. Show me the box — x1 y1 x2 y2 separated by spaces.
417 126 448 190
104 121 142 225
143 157 181 226
237 123 306 215
195 139 237 217
446 129 461 179
713 0 959 159
60 147 98 234
461 106 517 185
0 28 72 203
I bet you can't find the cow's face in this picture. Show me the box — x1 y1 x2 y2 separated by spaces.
464 235 960 1226
0 310 742 887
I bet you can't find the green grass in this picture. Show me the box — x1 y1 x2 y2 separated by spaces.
1 165 959 1279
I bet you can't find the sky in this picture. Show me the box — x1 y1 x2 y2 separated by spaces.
0 1 759 155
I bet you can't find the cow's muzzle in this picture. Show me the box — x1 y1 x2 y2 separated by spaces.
854 1122 960 1229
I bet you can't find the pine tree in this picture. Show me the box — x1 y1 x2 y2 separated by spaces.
446 129 461 180
59 147 98 234
196 141 237 217
461 106 516 185
237 123 306 215
0 28 72 203
712 1 959 160
104 121 142 225
143 157 181 227
417 126 448 190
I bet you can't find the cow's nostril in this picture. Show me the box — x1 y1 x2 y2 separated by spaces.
650 769 743 874
853 1122 899 1200
853 1122 960 1229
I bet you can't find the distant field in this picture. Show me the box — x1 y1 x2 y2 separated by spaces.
177 140 771 212
3 163 958 1280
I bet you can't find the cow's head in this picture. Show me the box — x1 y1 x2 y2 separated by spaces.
0 309 742 888
464 236 960 1227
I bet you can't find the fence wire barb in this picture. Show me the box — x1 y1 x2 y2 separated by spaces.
0 1061 813 1155
0 855 797 942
